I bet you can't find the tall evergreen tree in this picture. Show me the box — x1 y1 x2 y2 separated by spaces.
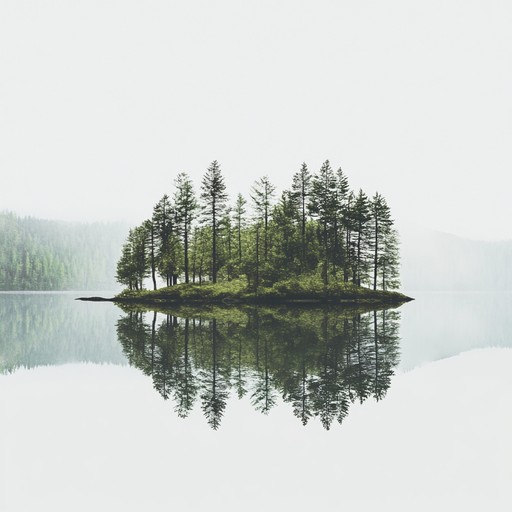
380 227 400 291
174 172 198 284
251 176 276 262
200 160 227 283
233 194 247 272
153 195 177 286
144 219 158 290
270 191 301 277
116 232 136 290
370 193 392 290
333 167 349 279
350 190 371 286
291 163 312 269
310 160 338 285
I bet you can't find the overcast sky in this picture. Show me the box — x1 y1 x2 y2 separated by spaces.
1 0 511 240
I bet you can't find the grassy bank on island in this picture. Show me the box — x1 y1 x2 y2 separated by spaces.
81 276 413 306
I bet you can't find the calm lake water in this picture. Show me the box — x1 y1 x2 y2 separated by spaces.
1 291 511 511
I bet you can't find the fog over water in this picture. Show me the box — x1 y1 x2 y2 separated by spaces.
1 1 511 240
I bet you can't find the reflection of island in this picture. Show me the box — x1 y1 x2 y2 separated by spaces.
117 305 401 430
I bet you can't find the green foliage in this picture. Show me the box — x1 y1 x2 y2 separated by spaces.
116 159 402 295
115 305 402 429
201 160 228 283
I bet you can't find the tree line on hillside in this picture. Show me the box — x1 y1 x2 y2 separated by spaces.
116 160 400 292
0 212 126 290
117 306 401 430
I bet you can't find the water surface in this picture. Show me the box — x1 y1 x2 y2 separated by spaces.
1 292 510 511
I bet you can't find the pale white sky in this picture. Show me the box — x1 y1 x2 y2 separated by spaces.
1 0 511 240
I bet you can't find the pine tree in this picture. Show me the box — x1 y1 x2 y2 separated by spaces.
270 191 301 277
291 163 312 269
174 172 198 284
350 190 371 286
233 194 247 273
132 223 151 290
380 227 400 291
200 160 228 283
332 168 349 279
144 219 158 290
370 193 392 290
310 160 338 285
153 195 176 286
116 233 136 289
251 176 276 262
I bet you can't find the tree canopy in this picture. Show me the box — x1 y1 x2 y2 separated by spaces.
117 160 400 292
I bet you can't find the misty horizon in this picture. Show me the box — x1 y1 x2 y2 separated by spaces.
1 1 511 241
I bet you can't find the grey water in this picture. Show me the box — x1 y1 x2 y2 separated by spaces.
1 291 511 511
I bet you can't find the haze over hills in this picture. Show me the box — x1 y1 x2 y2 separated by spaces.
400 225 512 292
1 210 510 293
0 212 127 291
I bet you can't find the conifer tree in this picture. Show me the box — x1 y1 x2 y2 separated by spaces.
200 160 227 283
233 194 247 272
174 172 198 283
270 191 301 277
144 219 158 290
291 163 312 268
350 190 371 286
380 227 400 291
116 232 136 290
333 167 349 279
310 160 338 285
251 176 276 262
153 195 176 286
370 193 392 290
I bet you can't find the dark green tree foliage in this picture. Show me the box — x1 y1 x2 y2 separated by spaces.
115 305 401 430
370 193 392 291
121 224 151 291
0 212 126 291
350 190 371 286
269 191 301 278
116 159 400 291
309 160 338 285
291 162 312 269
174 172 198 284
251 176 276 262
152 195 174 286
233 194 247 274
380 227 401 291
200 160 228 283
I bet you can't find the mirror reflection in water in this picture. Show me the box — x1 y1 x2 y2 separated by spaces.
116 304 401 430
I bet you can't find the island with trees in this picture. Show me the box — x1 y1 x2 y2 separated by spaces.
98 160 412 306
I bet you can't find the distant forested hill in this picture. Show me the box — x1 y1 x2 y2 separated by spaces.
0 212 127 290
400 225 512 291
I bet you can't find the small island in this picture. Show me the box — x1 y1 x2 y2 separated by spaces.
81 160 412 306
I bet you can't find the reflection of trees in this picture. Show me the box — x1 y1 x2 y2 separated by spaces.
199 319 229 430
116 305 401 430
0 294 125 374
